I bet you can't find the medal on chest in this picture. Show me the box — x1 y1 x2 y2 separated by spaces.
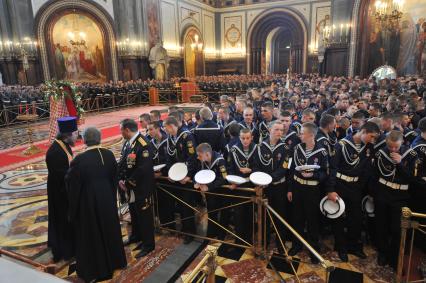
127 152 136 168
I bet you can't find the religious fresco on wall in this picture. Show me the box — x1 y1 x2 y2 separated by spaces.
366 1 426 76
146 0 161 49
52 13 106 82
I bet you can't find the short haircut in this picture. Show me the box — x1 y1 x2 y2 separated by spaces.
243 106 254 114
326 107 340 117
381 112 393 120
121 119 138 132
360 121 380 134
200 107 213 121
370 102 382 111
228 123 241 137
302 122 318 136
352 110 366 120
368 117 381 127
280 110 292 118
392 111 404 124
82 127 101 146
239 128 251 136
164 116 179 127
219 106 230 115
302 108 315 117
139 113 151 122
418 117 426 133
150 110 161 119
261 101 274 111
148 121 162 129
386 130 403 142
268 120 282 129
196 143 212 154
169 111 183 122
319 114 335 128
282 103 296 112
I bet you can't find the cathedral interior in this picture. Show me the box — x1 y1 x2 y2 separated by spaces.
0 0 425 282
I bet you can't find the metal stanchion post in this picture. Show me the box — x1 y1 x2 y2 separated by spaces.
254 186 265 258
397 207 412 283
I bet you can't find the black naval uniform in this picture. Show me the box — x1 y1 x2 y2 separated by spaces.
370 146 418 268
150 132 172 227
238 121 260 143
410 136 426 251
46 139 75 261
282 130 301 151
193 119 225 153
258 118 276 143
190 152 228 238
256 138 292 244
218 118 238 144
331 135 374 254
227 141 258 244
165 127 197 234
289 143 329 253
118 133 156 251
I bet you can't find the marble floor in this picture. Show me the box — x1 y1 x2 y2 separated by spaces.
0 104 423 283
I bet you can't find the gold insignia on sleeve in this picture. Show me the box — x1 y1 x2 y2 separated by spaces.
143 150 149 158
220 165 228 178
187 141 195 154
283 157 289 169
138 137 147 146
183 133 187 139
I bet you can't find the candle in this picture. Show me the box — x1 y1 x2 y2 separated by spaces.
332 25 336 39
26 104 28 114
19 104 22 114
32 102 36 115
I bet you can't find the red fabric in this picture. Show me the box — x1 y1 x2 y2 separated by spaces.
0 123 122 173
65 96 77 117
48 96 69 141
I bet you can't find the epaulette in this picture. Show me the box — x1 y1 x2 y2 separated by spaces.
339 140 346 146
138 137 147 146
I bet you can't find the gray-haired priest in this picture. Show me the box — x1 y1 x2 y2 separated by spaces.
66 127 127 282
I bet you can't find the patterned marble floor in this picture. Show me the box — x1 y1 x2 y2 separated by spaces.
0 105 422 283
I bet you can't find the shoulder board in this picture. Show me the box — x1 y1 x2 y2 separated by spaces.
138 137 147 146
339 140 346 146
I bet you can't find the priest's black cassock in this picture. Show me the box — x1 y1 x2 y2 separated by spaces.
45 139 74 261
66 147 127 282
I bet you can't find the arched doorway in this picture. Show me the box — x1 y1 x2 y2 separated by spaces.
247 8 308 74
183 27 205 77
35 0 118 82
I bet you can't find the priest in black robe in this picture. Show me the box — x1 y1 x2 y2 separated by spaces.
46 116 78 262
66 127 127 282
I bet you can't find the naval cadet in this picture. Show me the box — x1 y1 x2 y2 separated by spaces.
227 128 258 244
370 130 418 269
287 122 329 264
239 106 260 143
217 106 238 143
256 120 292 250
163 116 197 243
258 101 276 143
190 143 228 239
328 122 380 262
193 107 226 153
279 110 301 151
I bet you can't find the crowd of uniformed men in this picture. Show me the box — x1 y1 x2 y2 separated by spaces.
46 73 426 281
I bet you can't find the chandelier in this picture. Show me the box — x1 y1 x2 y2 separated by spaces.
67 12 86 47
374 0 404 28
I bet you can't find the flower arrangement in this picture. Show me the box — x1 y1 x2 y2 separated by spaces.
42 80 84 119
